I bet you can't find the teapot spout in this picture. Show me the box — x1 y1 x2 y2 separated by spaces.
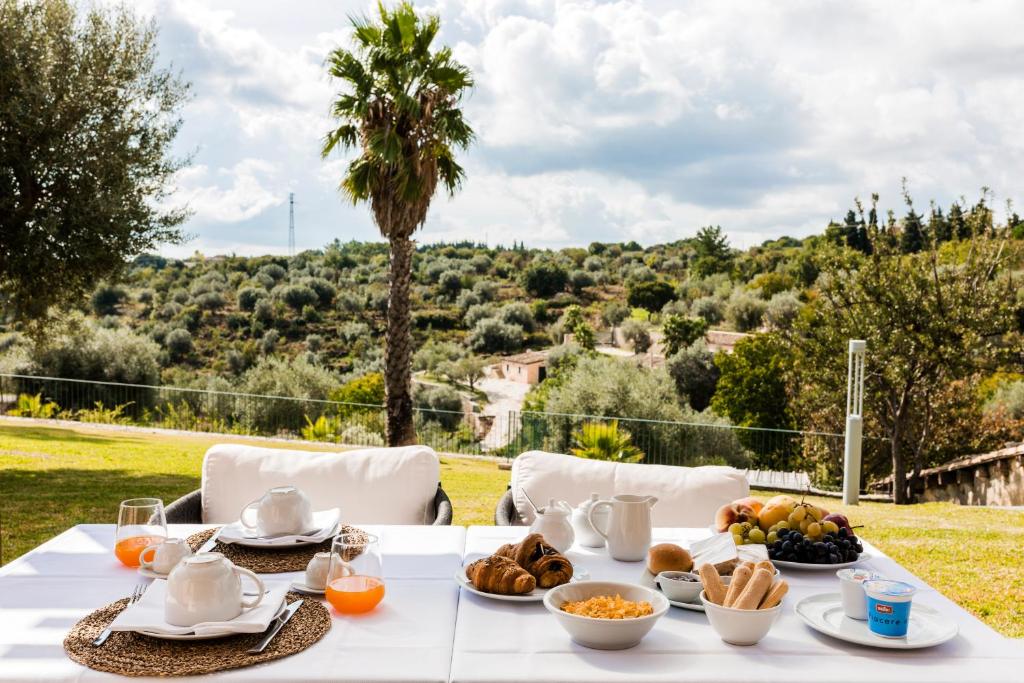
647 496 659 507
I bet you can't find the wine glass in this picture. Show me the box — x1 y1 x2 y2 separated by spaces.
325 533 384 614
115 498 167 567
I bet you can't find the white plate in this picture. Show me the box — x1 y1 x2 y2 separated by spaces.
228 521 341 549
667 597 707 612
136 600 288 641
795 593 958 649
289 580 325 596
772 552 871 571
455 566 588 603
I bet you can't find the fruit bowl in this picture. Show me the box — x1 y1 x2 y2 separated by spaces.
543 581 669 650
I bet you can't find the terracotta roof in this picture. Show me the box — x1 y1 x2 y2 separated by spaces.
501 350 547 365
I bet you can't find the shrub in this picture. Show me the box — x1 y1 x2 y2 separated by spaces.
414 384 463 430
726 291 767 332
260 329 280 355
277 284 318 311
339 423 385 447
194 291 225 311
621 319 652 353
414 340 465 372
413 309 460 330
160 301 183 319
456 289 481 312
164 328 193 358
137 289 155 304
569 269 595 293
239 356 340 432
170 288 189 304
302 277 336 308
468 318 524 354
662 315 708 356
472 279 498 301
438 270 463 297
521 260 569 297
305 334 324 352
764 291 802 331
666 340 720 411
226 349 247 374
302 304 322 323
91 283 127 315
690 295 724 324
253 298 274 323
339 321 371 343
237 287 266 312
330 372 385 412
985 380 1024 420
463 303 496 328
583 255 604 272
499 302 535 332
749 271 796 299
470 254 492 273
627 280 675 312
571 421 644 463
258 263 287 282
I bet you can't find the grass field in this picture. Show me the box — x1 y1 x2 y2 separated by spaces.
1 421 1020 637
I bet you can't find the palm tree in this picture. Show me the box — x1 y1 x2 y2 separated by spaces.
322 2 474 445
570 421 645 463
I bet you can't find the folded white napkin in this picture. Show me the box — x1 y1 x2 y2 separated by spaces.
109 579 291 637
217 508 341 546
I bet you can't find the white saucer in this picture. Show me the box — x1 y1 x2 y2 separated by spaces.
289 581 326 596
137 600 288 641
137 567 168 580
455 566 588 603
795 593 958 649
772 553 871 571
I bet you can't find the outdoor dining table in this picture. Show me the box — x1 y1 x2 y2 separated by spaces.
0 524 1021 683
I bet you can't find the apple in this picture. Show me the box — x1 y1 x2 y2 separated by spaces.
714 502 758 532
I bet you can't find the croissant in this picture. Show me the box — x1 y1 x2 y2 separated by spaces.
466 555 536 595
495 533 573 589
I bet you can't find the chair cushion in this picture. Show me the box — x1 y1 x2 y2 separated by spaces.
200 444 440 525
509 451 748 527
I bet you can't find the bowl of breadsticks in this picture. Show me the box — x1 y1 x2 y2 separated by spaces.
698 561 788 646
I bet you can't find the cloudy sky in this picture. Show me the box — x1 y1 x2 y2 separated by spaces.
131 0 1024 256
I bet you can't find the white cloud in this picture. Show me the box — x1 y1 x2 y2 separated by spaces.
138 0 1024 254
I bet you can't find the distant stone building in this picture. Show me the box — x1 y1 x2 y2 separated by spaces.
496 351 548 385
872 443 1024 506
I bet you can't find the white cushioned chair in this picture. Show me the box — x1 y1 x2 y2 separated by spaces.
494 450 748 527
166 444 452 525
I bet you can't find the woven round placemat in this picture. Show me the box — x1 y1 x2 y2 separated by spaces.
64 592 329 677
185 526 368 574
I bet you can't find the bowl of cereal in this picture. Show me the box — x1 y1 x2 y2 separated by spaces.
543 581 669 650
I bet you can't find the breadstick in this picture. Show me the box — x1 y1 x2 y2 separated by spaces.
698 562 727 605
755 560 774 574
723 565 752 607
759 580 788 609
733 567 773 610
740 561 756 572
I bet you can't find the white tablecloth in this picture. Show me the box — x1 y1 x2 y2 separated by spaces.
0 524 466 683
450 526 1024 683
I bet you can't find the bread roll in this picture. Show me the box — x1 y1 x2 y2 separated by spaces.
647 543 693 574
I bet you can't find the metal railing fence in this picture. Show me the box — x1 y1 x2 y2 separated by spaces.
0 373 885 487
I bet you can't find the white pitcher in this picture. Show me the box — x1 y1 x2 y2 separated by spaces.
588 494 658 561
240 485 314 537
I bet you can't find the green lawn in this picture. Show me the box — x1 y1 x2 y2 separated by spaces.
1 422 1020 637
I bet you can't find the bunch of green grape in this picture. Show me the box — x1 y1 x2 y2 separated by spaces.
785 504 839 541
727 522 766 546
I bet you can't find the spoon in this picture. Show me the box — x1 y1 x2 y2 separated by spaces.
521 488 540 514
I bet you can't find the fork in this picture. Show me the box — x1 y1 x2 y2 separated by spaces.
92 584 146 646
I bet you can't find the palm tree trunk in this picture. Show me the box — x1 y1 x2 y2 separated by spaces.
385 236 416 446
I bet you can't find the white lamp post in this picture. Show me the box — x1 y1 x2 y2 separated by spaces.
843 340 866 505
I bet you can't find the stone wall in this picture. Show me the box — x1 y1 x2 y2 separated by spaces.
914 444 1024 506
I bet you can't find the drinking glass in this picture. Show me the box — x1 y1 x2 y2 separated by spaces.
115 498 167 567
325 533 384 614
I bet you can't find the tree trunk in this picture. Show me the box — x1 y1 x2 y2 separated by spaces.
384 236 416 446
891 422 907 504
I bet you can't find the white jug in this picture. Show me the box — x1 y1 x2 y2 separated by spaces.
240 485 314 537
588 494 658 561
529 499 574 553
165 553 264 626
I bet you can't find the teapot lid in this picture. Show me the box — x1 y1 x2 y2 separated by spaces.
183 553 226 566
576 493 601 511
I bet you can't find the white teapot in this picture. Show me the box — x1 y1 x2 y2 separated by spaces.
165 553 264 626
529 498 574 553
571 493 608 548
240 485 314 537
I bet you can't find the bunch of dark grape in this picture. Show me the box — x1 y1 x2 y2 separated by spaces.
767 526 864 564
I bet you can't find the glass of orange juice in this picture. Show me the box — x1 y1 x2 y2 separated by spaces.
325 533 384 614
115 498 167 567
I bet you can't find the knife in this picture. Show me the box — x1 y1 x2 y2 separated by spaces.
248 600 302 654
197 527 222 554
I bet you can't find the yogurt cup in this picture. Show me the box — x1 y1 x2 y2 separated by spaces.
836 568 875 620
863 579 916 638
